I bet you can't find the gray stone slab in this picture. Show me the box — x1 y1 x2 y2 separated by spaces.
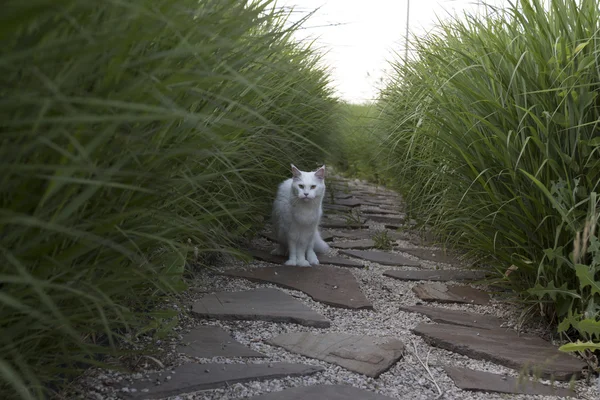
366 215 406 225
329 198 362 208
222 266 372 309
261 231 333 243
324 204 354 212
412 283 490 305
384 269 486 282
339 249 421 267
362 208 402 215
384 223 403 230
267 332 404 378
444 366 577 397
248 249 363 269
412 323 586 381
331 239 376 249
125 362 324 399
192 288 330 328
248 385 396 399
329 230 374 240
321 221 367 230
396 247 461 265
398 305 502 329
176 326 265 358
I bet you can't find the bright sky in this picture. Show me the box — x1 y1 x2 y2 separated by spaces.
277 0 509 103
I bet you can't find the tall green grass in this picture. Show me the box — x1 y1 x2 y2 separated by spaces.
374 0 599 337
331 102 388 183
0 0 337 398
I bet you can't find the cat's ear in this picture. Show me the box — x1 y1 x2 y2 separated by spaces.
314 165 326 180
291 164 302 179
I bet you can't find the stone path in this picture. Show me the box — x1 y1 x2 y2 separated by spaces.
72 176 597 400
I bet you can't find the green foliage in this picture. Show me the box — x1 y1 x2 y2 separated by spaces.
372 230 393 251
367 0 600 339
559 340 600 353
0 0 338 398
330 102 386 183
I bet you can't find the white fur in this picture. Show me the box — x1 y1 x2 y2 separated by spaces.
271 164 330 266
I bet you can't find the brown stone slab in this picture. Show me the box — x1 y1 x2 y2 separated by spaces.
248 385 396 400
331 239 376 249
176 326 265 358
329 198 362 208
398 305 502 329
339 250 421 267
248 249 363 268
412 283 490 305
261 231 333 243
366 215 406 225
267 332 404 378
192 288 330 328
321 221 367 229
125 362 324 399
413 323 586 381
384 269 486 282
330 230 374 240
324 204 354 212
396 248 461 265
334 193 353 200
384 223 402 230
362 208 402 215
222 266 372 309
444 366 577 397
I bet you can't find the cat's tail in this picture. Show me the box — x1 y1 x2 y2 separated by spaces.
313 230 330 254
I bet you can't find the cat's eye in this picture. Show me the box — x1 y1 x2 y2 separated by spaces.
298 184 304 189
310 185 316 189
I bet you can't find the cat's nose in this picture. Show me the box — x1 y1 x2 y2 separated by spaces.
303 193 309 197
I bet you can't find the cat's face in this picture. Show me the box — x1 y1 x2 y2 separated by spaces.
291 164 326 201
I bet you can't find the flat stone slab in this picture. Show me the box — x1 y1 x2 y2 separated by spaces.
329 198 362 208
125 362 324 399
321 221 367 230
366 215 406 225
362 208 402 215
192 288 330 327
412 283 490 305
222 266 372 309
330 230 374 240
267 332 404 378
413 323 587 381
324 204 354 212
176 326 265 358
444 366 577 397
249 384 396 399
261 231 333 243
384 269 486 282
339 250 421 267
248 249 363 269
396 247 461 264
399 305 502 329
331 239 376 249
334 193 353 199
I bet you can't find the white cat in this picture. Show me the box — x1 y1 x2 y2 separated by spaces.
271 164 330 266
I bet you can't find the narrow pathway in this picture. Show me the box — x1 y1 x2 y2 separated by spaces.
70 177 599 400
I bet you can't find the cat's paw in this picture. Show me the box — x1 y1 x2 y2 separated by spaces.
296 259 311 267
307 253 319 265
284 259 297 266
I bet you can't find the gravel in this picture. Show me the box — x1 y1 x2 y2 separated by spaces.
60 179 600 400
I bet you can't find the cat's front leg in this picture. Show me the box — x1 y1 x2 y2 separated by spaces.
306 247 319 265
295 239 311 267
284 240 298 266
